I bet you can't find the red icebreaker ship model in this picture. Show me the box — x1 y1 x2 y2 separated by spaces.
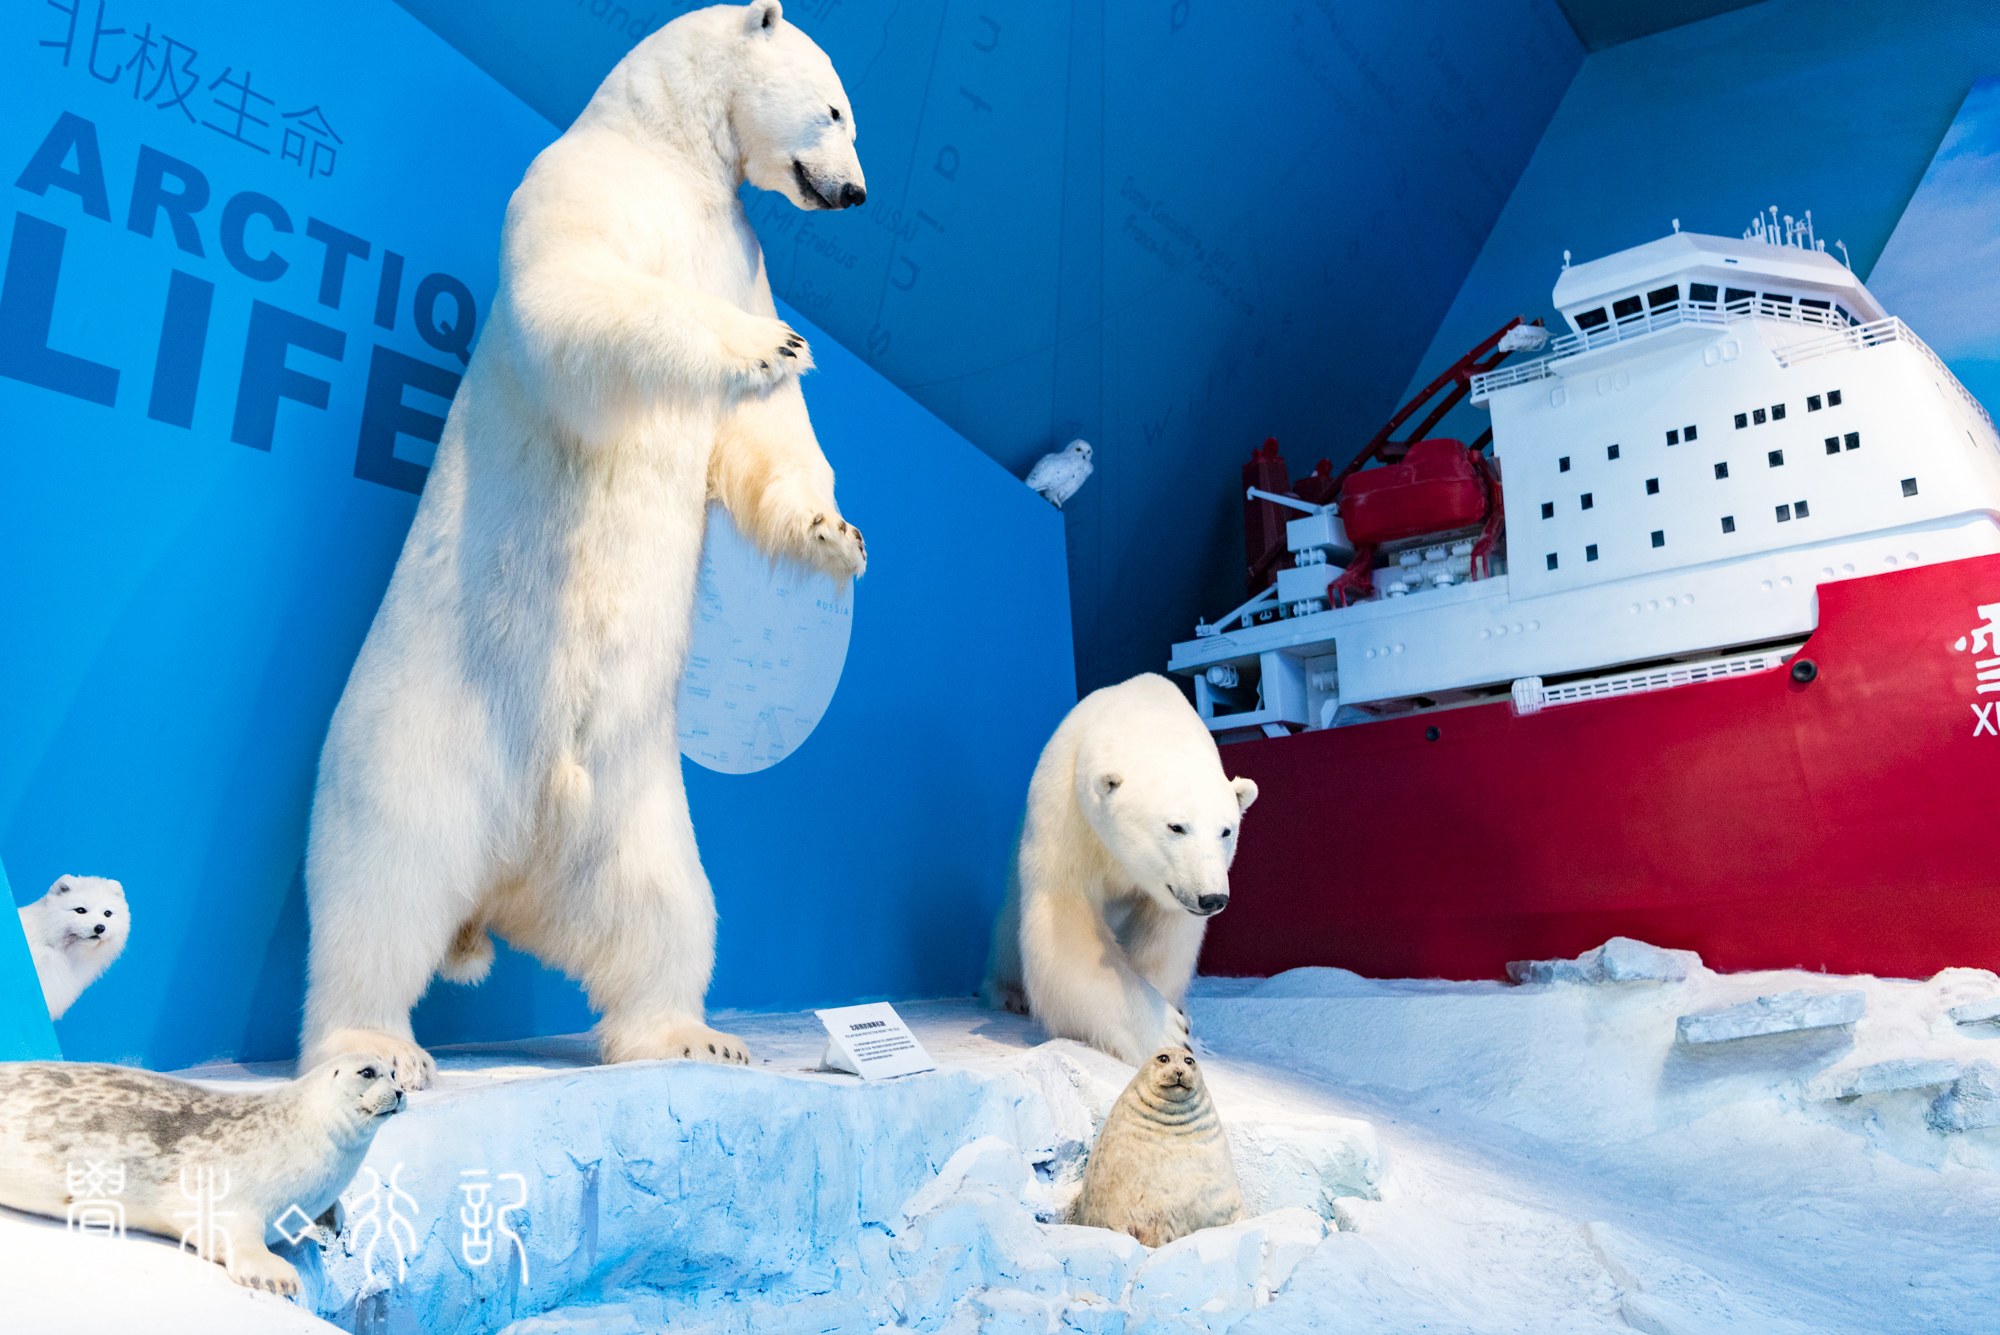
1171 213 2000 981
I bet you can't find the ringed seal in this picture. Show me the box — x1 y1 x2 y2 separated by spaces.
1075 1046 1243 1247
0 1054 403 1294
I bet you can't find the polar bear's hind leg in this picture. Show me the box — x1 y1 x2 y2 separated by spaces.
531 778 753 1068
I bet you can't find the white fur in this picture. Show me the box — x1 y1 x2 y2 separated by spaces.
17 875 128 1021
299 1 867 1088
980 675 1259 1064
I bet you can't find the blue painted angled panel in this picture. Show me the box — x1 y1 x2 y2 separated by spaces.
0 858 62 1062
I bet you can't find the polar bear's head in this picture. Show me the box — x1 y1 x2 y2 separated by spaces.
1080 750 1258 920
727 1 867 211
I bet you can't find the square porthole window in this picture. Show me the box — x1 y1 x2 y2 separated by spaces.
1828 389 1843 406
1734 412 1749 429
1714 462 1729 479
1902 477 1918 497
1684 424 1698 441
1646 478 1660 495
1721 515 1736 534
1559 456 1571 472
1768 449 1785 467
1650 530 1665 548
1586 543 1599 561
1541 501 1554 519
1845 432 1860 450
1546 552 1559 570
1825 437 1840 455
1776 504 1792 522
1581 493 1594 510
1607 444 1621 460
1772 403 1787 421
1753 408 1768 425
1666 429 1680 445
1807 394 1823 412
1795 499 1810 518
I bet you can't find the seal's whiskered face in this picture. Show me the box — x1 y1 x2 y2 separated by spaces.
327 1058 406 1119
1145 1047 1202 1101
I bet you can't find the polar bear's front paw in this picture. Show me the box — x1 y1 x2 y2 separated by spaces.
720 312 813 393
229 1245 302 1296
304 1028 436 1092
807 512 866 579
600 1019 753 1067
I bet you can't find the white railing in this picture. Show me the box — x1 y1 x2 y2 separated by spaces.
1469 297 1856 401
1520 646 1796 712
1193 585 1278 638
1767 317 1997 435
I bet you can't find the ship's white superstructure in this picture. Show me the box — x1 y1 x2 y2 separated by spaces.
1170 218 2000 737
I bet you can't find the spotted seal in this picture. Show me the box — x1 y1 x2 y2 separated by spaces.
1075 1046 1243 1247
0 1055 402 1293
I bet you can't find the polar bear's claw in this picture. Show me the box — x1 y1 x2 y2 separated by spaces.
721 312 813 393
807 512 866 579
304 1028 437 1092
600 1019 753 1068
230 1248 302 1296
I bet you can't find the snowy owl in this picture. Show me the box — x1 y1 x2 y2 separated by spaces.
1024 439 1094 508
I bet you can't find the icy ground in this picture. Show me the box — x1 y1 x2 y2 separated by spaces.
5 943 2000 1333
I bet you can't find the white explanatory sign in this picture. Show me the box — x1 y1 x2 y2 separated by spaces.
678 503 855 774
815 1002 937 1080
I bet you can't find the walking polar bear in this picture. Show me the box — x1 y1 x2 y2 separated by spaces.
981 675 1259 1064
301 1 867 1087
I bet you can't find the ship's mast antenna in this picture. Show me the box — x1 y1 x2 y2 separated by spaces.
1672 218 1681 233
1562 248 1571 272
1836 239 1851 269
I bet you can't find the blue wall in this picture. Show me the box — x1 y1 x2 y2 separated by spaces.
1401 0 2000 445
0 0 1074 1068
0 857 62 1062
392 0 1586 694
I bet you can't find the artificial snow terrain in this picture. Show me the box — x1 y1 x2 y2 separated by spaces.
3 940 1998 1332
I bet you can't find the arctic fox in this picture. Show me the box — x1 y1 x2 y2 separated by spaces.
17 875 129 1020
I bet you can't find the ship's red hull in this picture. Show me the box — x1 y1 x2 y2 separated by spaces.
1202 552 2000 982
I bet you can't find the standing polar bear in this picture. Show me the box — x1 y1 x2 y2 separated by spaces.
301 1 867 1087
981 675 1258 1064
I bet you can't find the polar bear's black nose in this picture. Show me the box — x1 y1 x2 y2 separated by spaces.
1196 894 1228 915
838 182 866 208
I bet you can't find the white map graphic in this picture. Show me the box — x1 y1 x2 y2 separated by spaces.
678 504 855 774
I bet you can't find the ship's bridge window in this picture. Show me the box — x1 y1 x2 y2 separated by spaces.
1689 283 1719 304
1575 308 1609 330
1613 296 1644 320
1837 307 1857 325
1763 293 1793 306
1725 287 1755 306
1801 298 1830 313
1647 285 1679 309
